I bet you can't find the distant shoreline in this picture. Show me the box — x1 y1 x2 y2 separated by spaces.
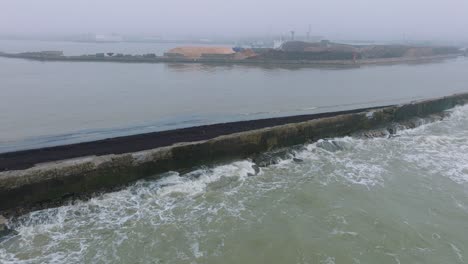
0 52 461 66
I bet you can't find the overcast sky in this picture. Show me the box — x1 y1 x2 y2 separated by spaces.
1 0 468 41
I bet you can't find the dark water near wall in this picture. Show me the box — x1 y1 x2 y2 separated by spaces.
1 105 468 264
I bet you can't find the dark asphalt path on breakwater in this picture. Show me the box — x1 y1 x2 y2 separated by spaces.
0 106 389 172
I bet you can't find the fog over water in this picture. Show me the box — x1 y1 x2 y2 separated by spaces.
1 0 468 41
1 2 468 264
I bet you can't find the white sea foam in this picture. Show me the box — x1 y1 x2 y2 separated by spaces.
1 160 260 263
270 136 387 188
396 104 468 184
450 243 464 263
156 160 256 196
330 229 359 237
2 104 468 263
320 256 336 264
384 253 401 264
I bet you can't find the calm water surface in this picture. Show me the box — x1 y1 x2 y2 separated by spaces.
1 41 468 152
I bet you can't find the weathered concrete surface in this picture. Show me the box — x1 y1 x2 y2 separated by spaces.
0 105 395 172
0 93 468 215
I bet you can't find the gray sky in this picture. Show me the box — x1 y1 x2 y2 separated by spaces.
2 0 468 41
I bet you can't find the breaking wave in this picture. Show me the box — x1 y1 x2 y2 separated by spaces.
1 105 468 263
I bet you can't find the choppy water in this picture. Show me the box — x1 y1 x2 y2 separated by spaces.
1 105 468 264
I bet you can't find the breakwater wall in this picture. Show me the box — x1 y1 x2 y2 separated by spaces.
1 93 468 215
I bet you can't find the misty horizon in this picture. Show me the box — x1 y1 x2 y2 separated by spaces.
1 0 468 42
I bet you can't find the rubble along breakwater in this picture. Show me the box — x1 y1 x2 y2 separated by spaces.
1 93 468 216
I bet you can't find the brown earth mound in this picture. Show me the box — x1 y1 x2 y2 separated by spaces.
233 49 257 60
166 46 234 59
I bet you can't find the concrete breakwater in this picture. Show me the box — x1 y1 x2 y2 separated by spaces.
1 93 468 215
0 51 461 66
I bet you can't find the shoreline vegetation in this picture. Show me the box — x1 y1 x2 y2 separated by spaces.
0 41 465 66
